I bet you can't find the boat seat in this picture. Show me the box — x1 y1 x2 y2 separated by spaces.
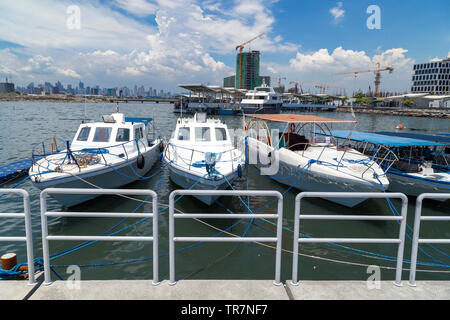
279 133 309 151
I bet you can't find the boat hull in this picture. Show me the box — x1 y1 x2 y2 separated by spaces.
255 160 385 207
166 161 239 205
387 171 449 200
242 104 282 114
31 141 162 207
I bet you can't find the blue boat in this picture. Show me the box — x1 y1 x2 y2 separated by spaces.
315 130 449 198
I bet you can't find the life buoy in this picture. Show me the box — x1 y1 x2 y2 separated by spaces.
290 123 296 132
244 122 249 131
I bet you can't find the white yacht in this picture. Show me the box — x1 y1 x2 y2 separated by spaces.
163 113 244 205
240 83 282 114
244 114 390 207
29 112 162 207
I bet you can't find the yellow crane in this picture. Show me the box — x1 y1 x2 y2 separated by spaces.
235 33 265 89
333 62 393 97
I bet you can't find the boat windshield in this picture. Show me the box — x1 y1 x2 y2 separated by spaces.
93 127 112 142
215 128 227 141
178 127 190 141
77 127 91 141
116 128 130 142
195 127 211 142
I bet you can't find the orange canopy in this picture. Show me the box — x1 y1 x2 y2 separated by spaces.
245 114 356 123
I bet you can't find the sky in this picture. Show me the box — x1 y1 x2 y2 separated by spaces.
0 0 449 94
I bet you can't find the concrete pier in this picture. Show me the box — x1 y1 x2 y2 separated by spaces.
4 278 449 300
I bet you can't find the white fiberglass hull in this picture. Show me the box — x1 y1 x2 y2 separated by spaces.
247 138 389 207
387 171 450 200
30 141 161 207
165 160 239 205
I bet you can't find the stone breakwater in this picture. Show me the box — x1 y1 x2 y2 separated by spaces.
337 107 450 119
0 94 108 103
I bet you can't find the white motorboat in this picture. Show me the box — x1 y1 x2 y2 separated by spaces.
243 114 390 207
29 112 162 207
240 83 282 114
163 112 244 205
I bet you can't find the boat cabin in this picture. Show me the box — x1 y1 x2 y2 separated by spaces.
70 113 149 151
171 113 231 147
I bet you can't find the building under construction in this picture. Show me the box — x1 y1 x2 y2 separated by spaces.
236 50 261 90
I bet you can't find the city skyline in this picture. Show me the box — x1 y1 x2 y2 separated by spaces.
0 0 449 93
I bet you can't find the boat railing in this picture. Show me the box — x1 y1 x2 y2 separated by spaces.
0 189 35 284
165 142 242 170
31 137 149 174
168 189 284 286
39 188 159 285
409 193 450 287
292 192 408 287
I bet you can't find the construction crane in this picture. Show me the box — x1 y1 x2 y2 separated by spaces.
289 81 316 94
314 84 343 95
333 62 394 97
275 77 286 92
235 33 265 89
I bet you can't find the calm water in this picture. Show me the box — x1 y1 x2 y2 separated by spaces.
0 101 449 282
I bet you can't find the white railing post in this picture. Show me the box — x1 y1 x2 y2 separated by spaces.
0 189 36 285
292 192 408 286
168 190 283 286
40 188 159 285
409 193 450 287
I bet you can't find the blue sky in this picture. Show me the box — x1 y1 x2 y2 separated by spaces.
0 0 448 94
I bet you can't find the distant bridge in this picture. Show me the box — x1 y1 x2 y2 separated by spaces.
110 97 178 104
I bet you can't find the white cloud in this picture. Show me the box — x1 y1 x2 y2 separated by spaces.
330 2 345 22
0 0 299 88
286 46 414 93
114 0 157 16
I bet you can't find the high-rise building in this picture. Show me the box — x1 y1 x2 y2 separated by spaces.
411 60 450 94
0 78 15 93
236 50 260 90
223 75 236 88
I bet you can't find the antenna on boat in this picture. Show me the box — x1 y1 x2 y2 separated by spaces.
83 95 87 123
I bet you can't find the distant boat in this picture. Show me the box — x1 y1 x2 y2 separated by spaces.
29 112 162 207
240 83 282 114
163 112 244 205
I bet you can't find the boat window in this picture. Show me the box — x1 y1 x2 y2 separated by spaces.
116 128 130 142
196 127 211 142
77 127 91 141
215 128 227 141
134 127 144 140
177 127 190 141
93 127 112 142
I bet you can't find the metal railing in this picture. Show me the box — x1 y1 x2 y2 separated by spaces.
40 188 159 285
409 193 450 286
0 189 35 284
292 192 408 286
168 190 283 286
